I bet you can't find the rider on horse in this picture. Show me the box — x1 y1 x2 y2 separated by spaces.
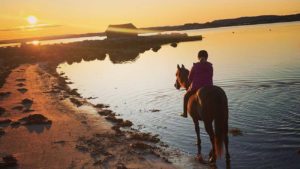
181 50 213 118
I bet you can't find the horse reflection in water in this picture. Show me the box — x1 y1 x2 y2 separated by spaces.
174 64 231 167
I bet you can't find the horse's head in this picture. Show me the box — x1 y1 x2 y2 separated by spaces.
175 64 190 90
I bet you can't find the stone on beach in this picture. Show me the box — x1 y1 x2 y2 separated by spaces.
0 128 5 136
18 114 52 125
105 115 133 128
12 105 23 111
0 107 5 115
0 155 18 168
0 92 11 100
17 88 28 93
16 78 26 82
0 119 12 126
127 132 160 143
70 98 83 107
21 98 33 106
98 109 114 116
130 142 153 150
116 162 127 169
10 121 21 128
16 83 25 87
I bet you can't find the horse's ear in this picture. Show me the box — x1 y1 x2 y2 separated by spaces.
177 64 180 69
181 64 185 68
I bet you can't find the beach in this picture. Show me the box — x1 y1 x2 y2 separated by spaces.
0 63 176 169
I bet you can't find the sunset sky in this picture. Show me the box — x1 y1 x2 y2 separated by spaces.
1 0 300 40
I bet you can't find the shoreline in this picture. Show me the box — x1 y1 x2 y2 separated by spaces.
0 63 177 168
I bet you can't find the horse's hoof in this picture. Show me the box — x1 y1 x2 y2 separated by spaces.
209 156 216 164
226 160 231 169
196 154 207 164
196 154 203 161
180 113 187 118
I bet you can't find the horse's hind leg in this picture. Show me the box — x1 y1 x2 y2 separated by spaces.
204 121 216 163
193 118 202 157
224 122 231 164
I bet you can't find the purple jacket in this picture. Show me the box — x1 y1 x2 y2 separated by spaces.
188 61 213 91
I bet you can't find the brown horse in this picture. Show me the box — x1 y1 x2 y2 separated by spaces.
174 64 230 165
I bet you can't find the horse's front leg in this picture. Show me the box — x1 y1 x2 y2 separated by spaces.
193 118 203 161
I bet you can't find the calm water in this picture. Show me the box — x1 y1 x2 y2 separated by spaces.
0 36 106 48
57 22 300 169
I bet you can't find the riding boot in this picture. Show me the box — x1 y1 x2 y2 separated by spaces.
180 102 187 118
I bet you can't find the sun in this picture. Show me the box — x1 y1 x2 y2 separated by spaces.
27 16 38 25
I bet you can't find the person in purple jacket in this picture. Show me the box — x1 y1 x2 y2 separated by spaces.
181 50 213 118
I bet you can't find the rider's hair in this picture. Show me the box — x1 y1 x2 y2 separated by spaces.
198 50 208 60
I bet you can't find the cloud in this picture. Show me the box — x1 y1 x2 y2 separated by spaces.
0 24 62 32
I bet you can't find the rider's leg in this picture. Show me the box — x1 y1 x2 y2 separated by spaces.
181 90 194 118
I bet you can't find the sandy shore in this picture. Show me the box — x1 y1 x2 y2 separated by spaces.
0 63 177 169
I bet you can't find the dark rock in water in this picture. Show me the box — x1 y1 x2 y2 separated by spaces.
18 114 52 125
0 107 5 115
149 109 160 112
152 46 161 52
0 128 5 136
105 115 123 123
120 120 133 127
171 42 177 47
94 104 109 109
259 84 272 88
17 88 28 93
87 96 97 100
69 89 80 96
70 98 83 107
297 149 300 155
0 155 18 168
98 110 113 116
229 128 243 136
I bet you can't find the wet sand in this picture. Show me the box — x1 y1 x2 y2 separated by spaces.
0 64 176 169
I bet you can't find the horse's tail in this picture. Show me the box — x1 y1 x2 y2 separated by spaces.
214 88 228 157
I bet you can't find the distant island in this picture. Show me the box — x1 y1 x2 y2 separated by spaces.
0 13 299 44
141 13 300 31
